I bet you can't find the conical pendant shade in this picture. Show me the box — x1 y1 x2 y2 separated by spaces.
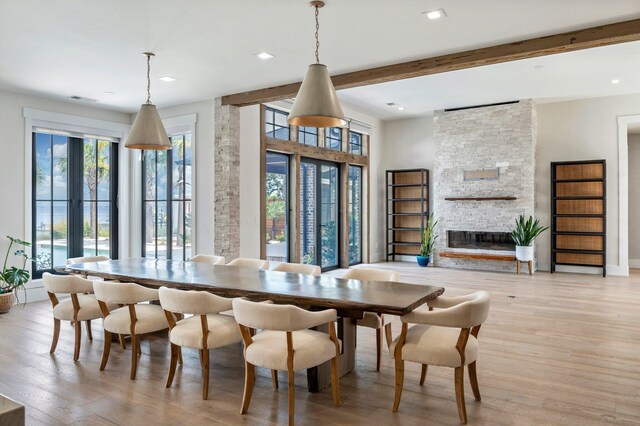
288 64 346 128
125 103 171 150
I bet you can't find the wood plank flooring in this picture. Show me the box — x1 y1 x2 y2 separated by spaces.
0 263 639 425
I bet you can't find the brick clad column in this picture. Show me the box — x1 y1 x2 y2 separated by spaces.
214 97 240 260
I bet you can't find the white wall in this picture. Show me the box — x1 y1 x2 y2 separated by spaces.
0 89 131 299
157 100 215 256
536 94 640 275
237 103 385 262
626 133 640 266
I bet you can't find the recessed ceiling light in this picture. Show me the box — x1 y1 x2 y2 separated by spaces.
103 91 114 95
611 79 620 84
386 102 405 111
398 106 405 111
422 8 446 20
255 51 274 60
159 76 176 82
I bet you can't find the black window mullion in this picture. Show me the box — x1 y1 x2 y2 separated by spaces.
68 137 84 259
110 142 119 259
155 151 159 258
166 144 173 260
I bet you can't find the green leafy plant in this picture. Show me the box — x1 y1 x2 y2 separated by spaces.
0 236 32 303
510 215 548 247
420 214 439 257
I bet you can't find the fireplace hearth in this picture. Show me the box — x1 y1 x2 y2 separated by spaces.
447 231 515 251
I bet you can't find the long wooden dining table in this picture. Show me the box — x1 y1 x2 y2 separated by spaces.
63 258 445 391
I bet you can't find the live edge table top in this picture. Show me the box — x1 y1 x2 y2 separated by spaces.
63 259 444 318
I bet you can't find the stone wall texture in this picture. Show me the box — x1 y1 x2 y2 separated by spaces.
214 97 240 260
433 100 537 272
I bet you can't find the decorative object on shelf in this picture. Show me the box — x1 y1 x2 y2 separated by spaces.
0 236 32 313
125 52 171 150
510 215 548 262
288 1 346 128
386 169 430 261
550 159 606 276
417 214 438 267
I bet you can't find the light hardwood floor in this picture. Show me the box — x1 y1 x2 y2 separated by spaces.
1 263 639 425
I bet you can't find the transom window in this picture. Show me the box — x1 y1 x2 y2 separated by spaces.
349 131 363 155
142 133 192 260
264 107 290 140
298 126 318 146
325 127 342 151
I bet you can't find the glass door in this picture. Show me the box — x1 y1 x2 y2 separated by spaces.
300 159 340 270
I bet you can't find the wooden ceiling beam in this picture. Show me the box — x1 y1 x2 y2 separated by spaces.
221 18 640 107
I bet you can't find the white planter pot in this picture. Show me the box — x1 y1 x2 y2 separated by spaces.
515 245 534 262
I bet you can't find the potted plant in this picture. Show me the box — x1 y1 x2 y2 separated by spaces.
417 214 438 267
510 215 548 262
0 236 32 313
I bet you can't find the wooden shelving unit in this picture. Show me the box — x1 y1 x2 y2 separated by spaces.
551 160 606 276
386 169 429 261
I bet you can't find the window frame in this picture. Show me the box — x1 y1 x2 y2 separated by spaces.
348 165 363 266
264 107 290 140
348 130 363 155
325 127 342 151
265 151 290 262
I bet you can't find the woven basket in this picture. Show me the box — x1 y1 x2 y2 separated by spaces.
0 291 15 314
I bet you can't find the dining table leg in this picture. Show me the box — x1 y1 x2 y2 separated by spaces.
307 317 356 392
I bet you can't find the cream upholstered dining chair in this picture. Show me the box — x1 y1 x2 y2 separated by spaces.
233 298 341 426
189 254 225 265
272 262 321 276
342 268 399 371
390 291 491 424
227 258 269 270
93 281 170 379
158 287 242 400
66 255 110 265
43 273 117 361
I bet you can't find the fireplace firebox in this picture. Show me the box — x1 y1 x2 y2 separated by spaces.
447 231 515 251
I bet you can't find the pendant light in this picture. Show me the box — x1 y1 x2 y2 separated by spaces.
288 1 346 128
125 52 171 150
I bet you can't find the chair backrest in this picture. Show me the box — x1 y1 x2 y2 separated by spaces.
189 254 225 265
403 291 491 329
159 286 233 315
93 281 159 304
272 262 321 276
66 255 110 265
42 272 94 294
232 298 336 332
227 258 269 270
342 268 399 282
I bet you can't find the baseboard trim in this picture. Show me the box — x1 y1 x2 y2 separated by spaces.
549 264 628 276
628 259 640 269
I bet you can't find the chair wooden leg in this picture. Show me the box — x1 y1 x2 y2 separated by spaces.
330 355 341 407
201 349 210 400
50 318 60 354
73 319 82 361
455 367 468 424
376 328 382 371
166 343 179 388
85 320 93 341
271 370 279 389
199 348 204 368
392 358 404 412
130 334 139 380
100 330 112 371
420 364 428 386
468 361 481 401
384 323 393 349
177 347 184 365
240 362 255 414
288 366 295 426
118 334 126 349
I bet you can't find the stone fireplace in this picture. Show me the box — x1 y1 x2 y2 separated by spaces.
433 100 537 272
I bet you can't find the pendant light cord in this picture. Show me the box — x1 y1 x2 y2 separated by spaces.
146 54 152 104
314 5 320 64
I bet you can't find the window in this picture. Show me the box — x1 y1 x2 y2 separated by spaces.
32 132 118 278
265 152 289 262
348 166 362 265
298 126 318 146
325 127 342 151
142 133 192 260
349 131 363 155
264 107 290 140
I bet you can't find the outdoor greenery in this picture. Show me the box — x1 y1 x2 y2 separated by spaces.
266 193 286 241
420 213 439 257
0 236 32 303
510 214 548 247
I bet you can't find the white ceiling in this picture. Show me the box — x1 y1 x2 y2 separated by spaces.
0 0 639 114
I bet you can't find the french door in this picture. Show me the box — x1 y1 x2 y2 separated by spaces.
300 159 340 270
